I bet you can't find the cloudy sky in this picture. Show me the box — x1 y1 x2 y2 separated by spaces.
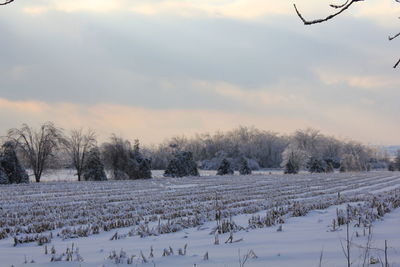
0 0 399 145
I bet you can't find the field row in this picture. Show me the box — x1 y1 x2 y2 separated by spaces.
1 171 400 242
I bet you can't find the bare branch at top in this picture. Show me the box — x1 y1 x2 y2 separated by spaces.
293 0 364 25
0 0 14 6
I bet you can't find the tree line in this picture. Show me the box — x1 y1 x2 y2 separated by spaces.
0 122 154 183
0 123 397 183
145 127 393 174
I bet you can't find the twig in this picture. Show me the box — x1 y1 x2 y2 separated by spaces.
388 32 400 41
394 58 400 69
293 0 363 25
331 0 350 9
0 0 14 5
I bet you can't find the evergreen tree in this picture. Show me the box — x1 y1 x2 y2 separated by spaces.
395 150 400 170
0 141 29 183
217 158 234 175
164 151 199 178
137 157 152 179
388 162 396 171
126 140 152 179
239 157 252 175
82 148 107 181
284 159 300 174
307 157 327 173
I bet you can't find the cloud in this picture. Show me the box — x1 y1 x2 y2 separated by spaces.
322 105 400 146
0 98 46 114
20 1 294 19
23 6 49 15
129 1 292 19
19 0 398 25
354 0 400 27
23 0 122 14
193 80 308 108
124 0 400 26
1 1 399 146
315 68 400 91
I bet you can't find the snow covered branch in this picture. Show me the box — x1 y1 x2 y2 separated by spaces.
294 0 400 68
293 0 364 25
0 0 14 5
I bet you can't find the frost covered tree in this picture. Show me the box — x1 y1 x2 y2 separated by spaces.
82 147 107 181
292 128 321 155
281 144 308 174
64 129 97 181
340 154 362 172
146 127 287 169
239 157 252 175
7 122 64 182
164 150 199 178
148 127 374 173
0 141 29 183
339 141 371 172
217 158 234 176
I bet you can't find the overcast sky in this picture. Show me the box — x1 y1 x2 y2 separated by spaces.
0 0 399 145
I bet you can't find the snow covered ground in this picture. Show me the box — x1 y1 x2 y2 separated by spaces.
1 171 400 266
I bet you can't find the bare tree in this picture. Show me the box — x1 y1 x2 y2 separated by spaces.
7 122 64 182
0 0 14 5
294 0 400 68
64 129 97 181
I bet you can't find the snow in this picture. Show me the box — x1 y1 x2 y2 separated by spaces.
1 171 400 266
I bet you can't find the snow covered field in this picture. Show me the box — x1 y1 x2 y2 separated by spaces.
1 171 400 266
